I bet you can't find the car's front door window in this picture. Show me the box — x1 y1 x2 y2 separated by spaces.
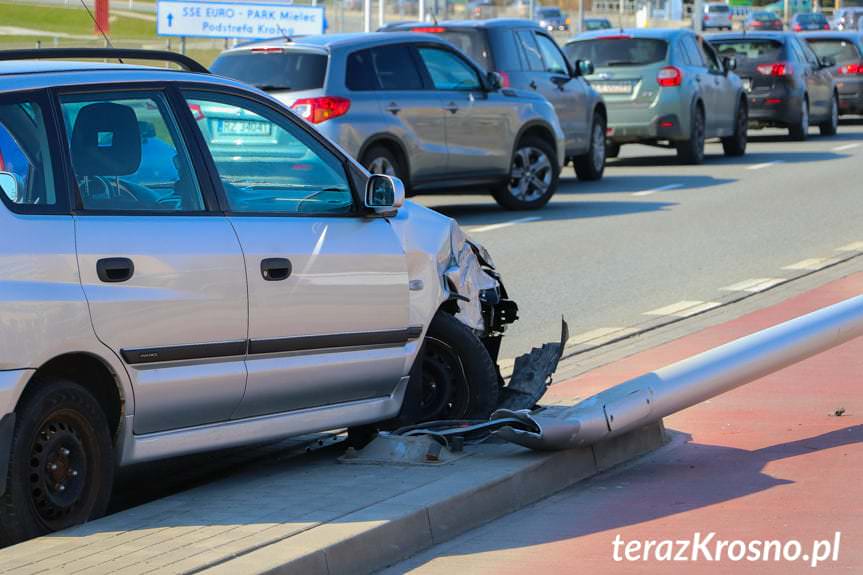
182 91 355 215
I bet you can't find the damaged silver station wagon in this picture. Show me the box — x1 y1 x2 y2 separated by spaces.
0 49 539 545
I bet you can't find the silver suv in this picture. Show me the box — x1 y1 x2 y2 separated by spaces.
211 33 566 210
0 49 520 545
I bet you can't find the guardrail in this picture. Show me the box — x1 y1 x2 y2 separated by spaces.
495 295 863 450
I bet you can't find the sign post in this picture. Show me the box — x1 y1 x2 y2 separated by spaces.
157 1 326 39
95 0 110 35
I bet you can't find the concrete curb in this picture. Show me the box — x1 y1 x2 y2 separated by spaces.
201 421 668 575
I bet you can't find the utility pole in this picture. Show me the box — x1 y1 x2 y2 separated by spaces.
693 0 703 32
784 0 790 23
578 0 584 33
94 0 110 36
364 0 372 32
379 0 385 29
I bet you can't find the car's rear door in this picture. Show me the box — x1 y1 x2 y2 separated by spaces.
180 88 413 419
58 87 249 435
412 44 511 178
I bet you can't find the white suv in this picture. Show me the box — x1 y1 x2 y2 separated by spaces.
0 49 518 545
703 3 734 30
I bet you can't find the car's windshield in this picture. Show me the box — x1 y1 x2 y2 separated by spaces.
708 4 730 12
211 50 328 91
538 8 561 16
807 38 861 63
711 40 784 63
752 11 778 21
565 38 668 67
584 19 611 30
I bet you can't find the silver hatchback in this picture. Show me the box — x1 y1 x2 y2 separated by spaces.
211 33 566 210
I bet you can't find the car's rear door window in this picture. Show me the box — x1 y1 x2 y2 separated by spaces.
564 37 668 67
182 90 354 215
0 96 61 211
371 45 425 90
807 38 862 64
211 49 328 91
59 91 205 212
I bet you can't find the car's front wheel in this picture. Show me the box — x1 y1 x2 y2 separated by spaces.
0 378 114 546
573 112 607 181
492 136 559 210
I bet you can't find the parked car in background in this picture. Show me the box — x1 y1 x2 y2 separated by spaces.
564 29 748 164
212 33 567 210
0 48 523 545
744 11 784 31
534 6 570 31
386 19 608 181
582 17 613 31
790 12 830 31
802 32 863 115
709 32 839 139
832 7 863 30
703 3 733 31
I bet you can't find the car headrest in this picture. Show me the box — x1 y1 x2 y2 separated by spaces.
70 103 141 177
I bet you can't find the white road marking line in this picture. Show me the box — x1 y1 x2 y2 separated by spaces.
836 241 863 252
782 257 843 271
566 327 638 347
467 216 541 234
721 278 785 293
746 160 784 171
632 183 683 197
644 300 722 317
832 143 861 152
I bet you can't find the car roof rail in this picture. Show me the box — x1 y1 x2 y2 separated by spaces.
0 48 209 73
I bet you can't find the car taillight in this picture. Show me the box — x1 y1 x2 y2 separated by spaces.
291 97 351 124
412 26 445 33
498 71 511 88
188 104 205 121
752 20 763 26
838 62 863 75
251 47 285 53
793 23 802 31
756 62 792 76
657 66 682 87
823 23 830 29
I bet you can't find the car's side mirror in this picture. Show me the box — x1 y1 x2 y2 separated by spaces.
820 55 836 68
486 71 503 91
365 173 405 215
0 171 18 202
575 59 594 76
722 56 737 72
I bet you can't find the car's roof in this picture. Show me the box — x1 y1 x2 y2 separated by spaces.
799 31 863 40
570 27 691 41
223 31 449 54
389 18 541 30
708 31 790 41
0 60 154 76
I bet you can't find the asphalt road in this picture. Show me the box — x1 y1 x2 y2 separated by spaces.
416 120 863 359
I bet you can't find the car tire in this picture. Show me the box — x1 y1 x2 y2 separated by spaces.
492 135 559 210
789 96 809 141
676 104 706 165
362 145 404 182
573 112 607 181
819 93 839 136
0 378 114 546
393 311 499 426
606 142 621 159
722 99 748 157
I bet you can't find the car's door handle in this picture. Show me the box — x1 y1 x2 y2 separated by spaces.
385 102 401 115
96 257 134 283
261 258 292 281
529 80 538 90
444 102 459 114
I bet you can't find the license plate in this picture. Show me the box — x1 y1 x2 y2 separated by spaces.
742 78 752 92
217 119 272 136
593 81 633 95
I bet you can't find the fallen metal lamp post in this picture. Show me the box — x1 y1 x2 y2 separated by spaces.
493 294 863 450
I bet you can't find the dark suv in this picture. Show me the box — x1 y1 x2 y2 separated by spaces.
387 19 608 182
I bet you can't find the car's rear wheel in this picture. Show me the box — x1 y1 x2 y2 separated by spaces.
0 378 114 546
573 112 607 181
722 100 748 157
492 136 559 210
819 93 839 136
789 96 809 141
676 104 705 165
394 312 499 426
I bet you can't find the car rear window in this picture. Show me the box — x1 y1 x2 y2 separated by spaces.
753 11 777 20
411 27 492 70
708 4 730 12
806 38 862 63
564 38 668 67
211 50 327 91
711 40 784 63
